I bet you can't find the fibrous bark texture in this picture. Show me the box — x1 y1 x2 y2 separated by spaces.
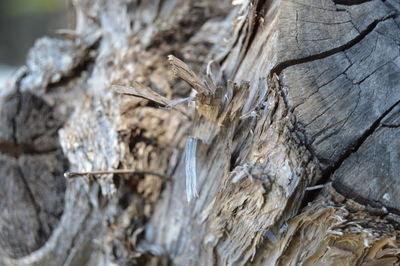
0 0 399 265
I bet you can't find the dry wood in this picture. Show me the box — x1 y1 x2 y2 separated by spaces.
64 170 166 179
0 0 399 265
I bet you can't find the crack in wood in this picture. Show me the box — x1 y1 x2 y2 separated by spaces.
315 99 400 197
271 13 396 75
11 71 27 147
237 0 268 73
46 38 100 92
15 164 47 247
333 0 373 6
0 142 59 157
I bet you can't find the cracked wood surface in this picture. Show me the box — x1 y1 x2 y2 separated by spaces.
278 1 400 212
0 89 67 258
0 0 399 265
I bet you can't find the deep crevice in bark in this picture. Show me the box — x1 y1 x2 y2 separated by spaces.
0 142 59 157
15 165 47 250
271 14 396 75
332 180 400 216
381 123 400 128
46 38 100 92
11 71 27 147
238 0 268 72
305 99 400 208
333 0 372 5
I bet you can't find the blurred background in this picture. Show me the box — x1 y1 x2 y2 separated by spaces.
0 0 70 87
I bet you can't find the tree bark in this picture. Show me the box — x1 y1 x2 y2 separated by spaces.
1 0 399 265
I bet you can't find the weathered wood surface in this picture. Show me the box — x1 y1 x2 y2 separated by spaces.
0 0 399 265
0 87 68 258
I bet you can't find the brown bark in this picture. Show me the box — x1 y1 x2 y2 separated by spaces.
0 0 399 265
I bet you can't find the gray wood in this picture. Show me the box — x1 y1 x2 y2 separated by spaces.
280 5 400 212
333 105 400 212
0 91 67 258
1 0 400 265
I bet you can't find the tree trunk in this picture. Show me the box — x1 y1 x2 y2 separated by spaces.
1 0 399 265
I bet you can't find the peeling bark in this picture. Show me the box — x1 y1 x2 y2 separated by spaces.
0 0 399 265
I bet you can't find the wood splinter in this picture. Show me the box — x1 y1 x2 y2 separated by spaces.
64 170 169 180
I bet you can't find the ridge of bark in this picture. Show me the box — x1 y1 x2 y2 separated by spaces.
62 211 91 266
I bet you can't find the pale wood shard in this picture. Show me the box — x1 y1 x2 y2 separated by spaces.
1 0 400 265
113 83 172 106
168 55 210 94
113 83 192 118
184 137 199 202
